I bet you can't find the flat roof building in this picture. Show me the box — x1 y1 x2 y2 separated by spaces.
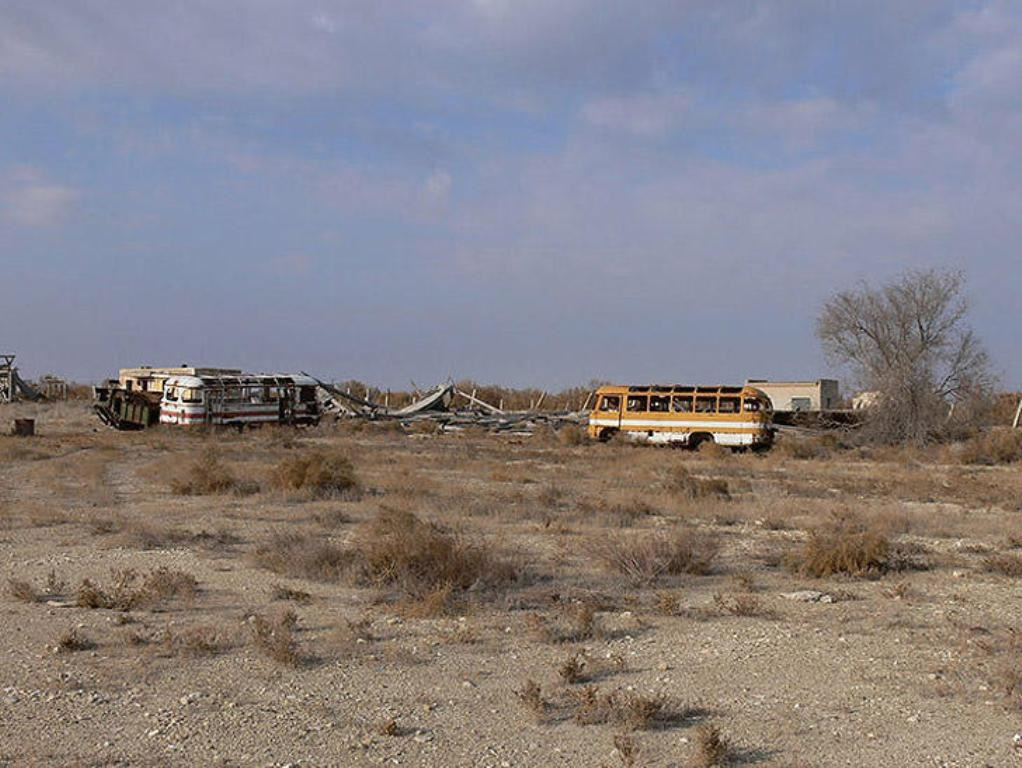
745 379 841 412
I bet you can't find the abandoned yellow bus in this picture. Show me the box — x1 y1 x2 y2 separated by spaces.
587 384 774 449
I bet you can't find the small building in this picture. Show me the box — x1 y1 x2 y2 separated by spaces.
745 379 841 412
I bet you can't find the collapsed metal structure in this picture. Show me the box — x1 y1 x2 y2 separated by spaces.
310 376 588 433
0 355 43 404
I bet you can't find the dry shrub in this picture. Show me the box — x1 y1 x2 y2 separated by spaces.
352 509 519 600
615 733 639 768
252 530 349 582
271 583 312 603
516 679 548 723
664 467 730 500
556 425 585 446
789 526 891 578
170 447 258 496
587 530 718 585
57 628 92 653
250 608 300 666
572 687 668 731
7 578 40 603
689 724 731 768
161 624 233 656
76 568 197 611
984 553 1022 577
272 451 359 498
773 434 839 460
955 430 1022 465
558 651 624 684
697 441 732 460
713 593 764 617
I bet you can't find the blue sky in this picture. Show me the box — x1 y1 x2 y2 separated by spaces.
1 1 1020 390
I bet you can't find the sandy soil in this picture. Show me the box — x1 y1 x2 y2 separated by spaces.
2 401 1021 767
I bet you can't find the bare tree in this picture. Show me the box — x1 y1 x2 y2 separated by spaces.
817 269 994 443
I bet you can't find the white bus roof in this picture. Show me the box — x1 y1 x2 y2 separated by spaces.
164 373 319 388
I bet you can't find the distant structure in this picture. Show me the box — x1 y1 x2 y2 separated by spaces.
0 354 41 403
851 391 880 411
37 375 69 401
0 355 14 404
746 379 841 412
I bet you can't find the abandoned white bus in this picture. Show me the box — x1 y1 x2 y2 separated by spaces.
159 373 321 428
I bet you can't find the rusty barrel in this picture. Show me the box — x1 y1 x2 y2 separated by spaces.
12 418 35 437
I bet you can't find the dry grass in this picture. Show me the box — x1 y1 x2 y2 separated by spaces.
169 447 258 496
664 467 730 500
56 627 93 653
955 429 1022 465
587 530 718 585
688 724 731 768
76 568 197 611
271 450 359 498
713 593 765 617
7 578 40 603
252 530 350 582
516 678 548 723
614 733 640 767
161 624 234 656
572 687 670 731
249 608 300 666
984 553 1022 577
788 525 894 578
270 583 313 603
352 509 519 600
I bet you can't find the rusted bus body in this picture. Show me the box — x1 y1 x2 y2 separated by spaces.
587 384 774 448
159 374 321 428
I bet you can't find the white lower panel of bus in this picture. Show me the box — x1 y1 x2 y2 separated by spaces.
627 430 757 446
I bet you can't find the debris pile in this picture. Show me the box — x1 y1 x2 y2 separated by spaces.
312 377 588 434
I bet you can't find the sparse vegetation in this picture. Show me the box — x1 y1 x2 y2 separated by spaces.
76 568 198 611
271 450 359 498
689 724 731 768
249 608 300 666
56 627 92 653
7 578 40 603
170 447 258 495
587 530 718 584
252 530 350 582
664 466 730 499
789 525 894 578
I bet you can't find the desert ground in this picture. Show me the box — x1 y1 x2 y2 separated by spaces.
2 401 1022 767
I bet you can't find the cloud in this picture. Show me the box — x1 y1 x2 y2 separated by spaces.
1 166 78 227
581 90 691 138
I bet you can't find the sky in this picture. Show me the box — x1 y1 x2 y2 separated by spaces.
1 1 1020 390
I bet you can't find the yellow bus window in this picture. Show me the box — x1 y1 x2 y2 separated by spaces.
626 395 648 412
719 397 740 413
694 396 716 413
671 396 693 412
649 395 670 412
599 395 620 411
743 398 761 412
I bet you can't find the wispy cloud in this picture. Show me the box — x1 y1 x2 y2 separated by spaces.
1 166 78 227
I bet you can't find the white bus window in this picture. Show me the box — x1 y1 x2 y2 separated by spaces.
164 387 178 401
671 396 693 413
743 398 761 412
719 397 740 413
695 396 716 413
599 395 621 412
181 388 203 404
649 395 670 412
626 395 648 412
